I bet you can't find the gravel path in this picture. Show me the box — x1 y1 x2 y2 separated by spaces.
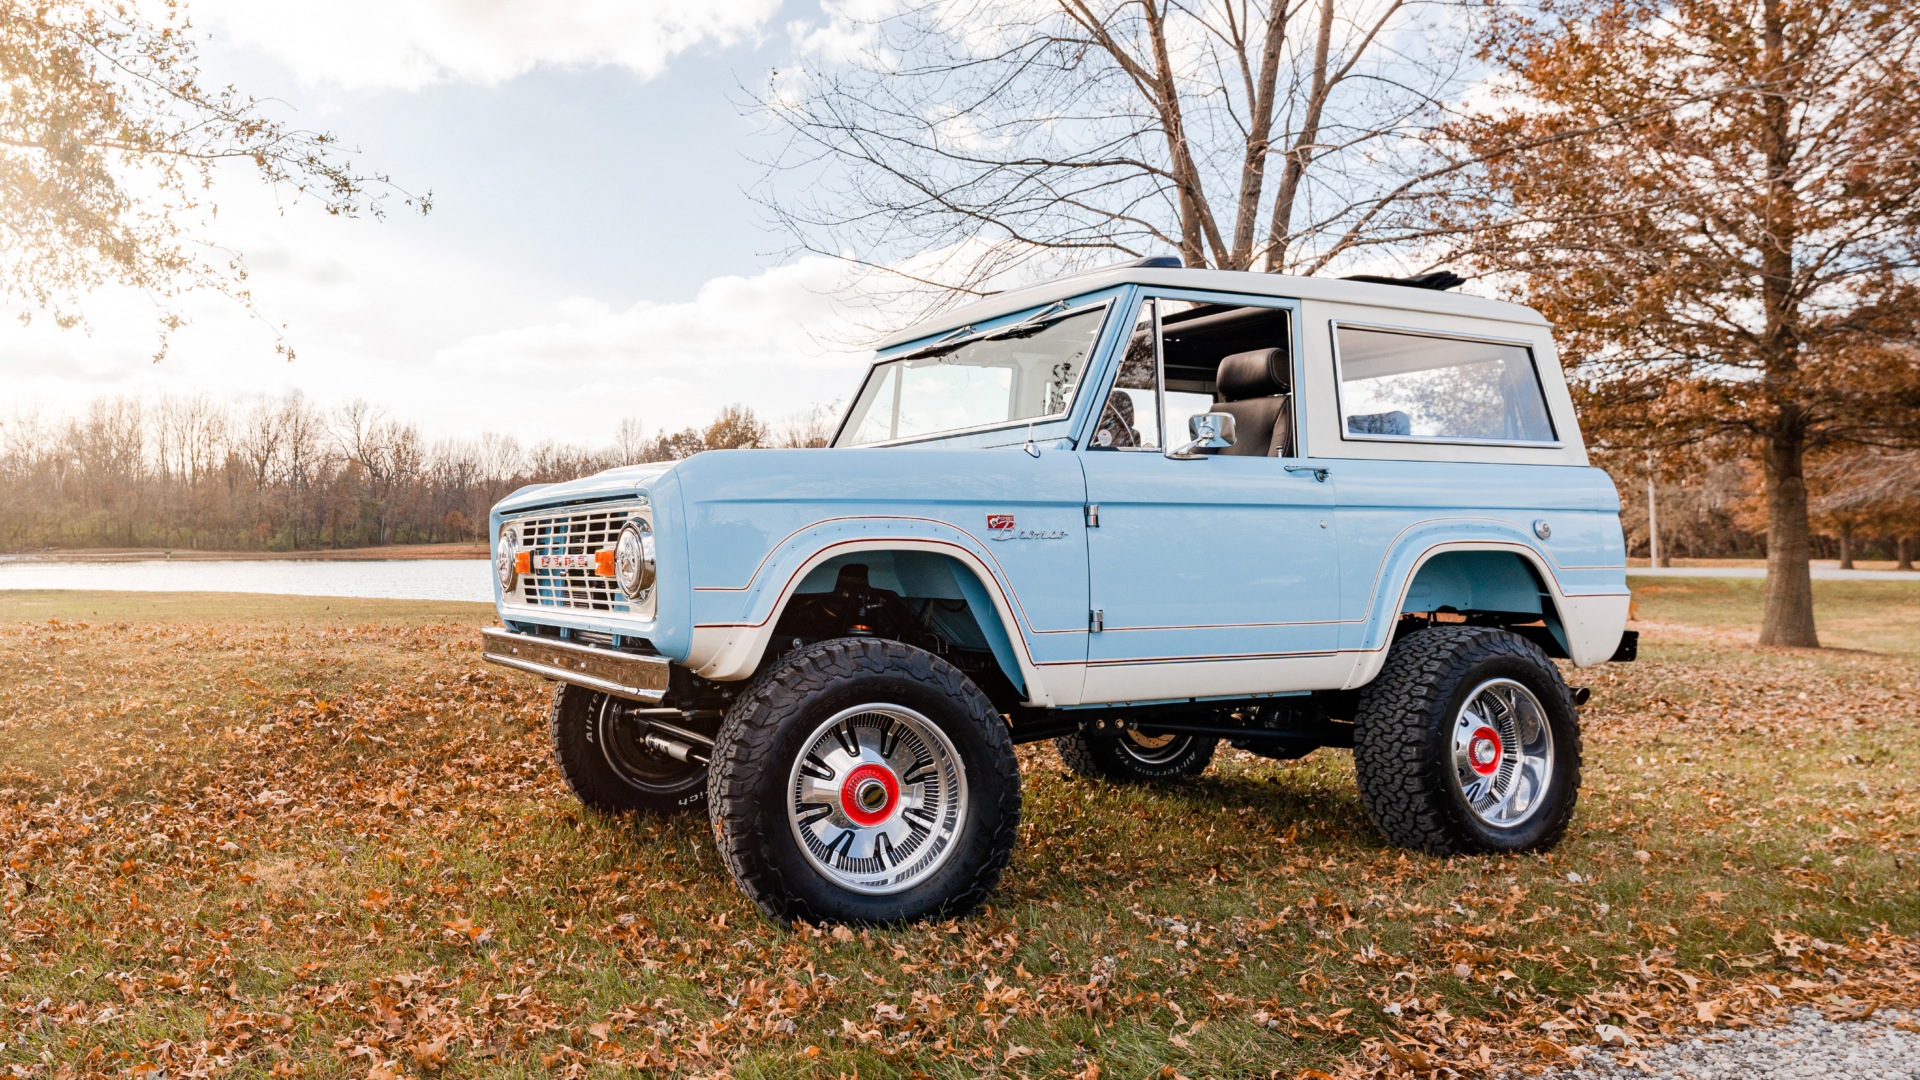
1542 1008 1919 1080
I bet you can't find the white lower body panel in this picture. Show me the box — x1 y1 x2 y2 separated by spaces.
1078 652 1358 706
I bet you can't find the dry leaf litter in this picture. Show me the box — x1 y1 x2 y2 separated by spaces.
0 605 1915 1079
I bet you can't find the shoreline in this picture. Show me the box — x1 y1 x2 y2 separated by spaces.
0 542 489 564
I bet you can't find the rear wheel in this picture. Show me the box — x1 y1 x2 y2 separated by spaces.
1054 728 1217 782
548 684 708 815
708 638 1021 925
1352 625 1582 855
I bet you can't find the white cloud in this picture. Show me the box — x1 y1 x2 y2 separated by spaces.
191 0 784 90
2 5 916 452
434 257 873 437
1 172 878 446
787 0 898 65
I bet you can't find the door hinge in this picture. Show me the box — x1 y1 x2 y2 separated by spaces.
1084 503 1100 528
1090 609 1104 632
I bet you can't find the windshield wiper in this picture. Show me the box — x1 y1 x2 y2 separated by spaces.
981 299 1072 340
888 300 1083 362
888 323 976 363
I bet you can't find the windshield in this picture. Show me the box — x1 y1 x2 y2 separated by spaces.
835 304 1108 446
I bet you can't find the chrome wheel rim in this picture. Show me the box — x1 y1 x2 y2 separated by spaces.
1450 678 1555 828
1118 730 1191 765
786 704 968 896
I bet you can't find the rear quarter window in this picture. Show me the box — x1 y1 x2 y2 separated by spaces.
1334 324 1558 446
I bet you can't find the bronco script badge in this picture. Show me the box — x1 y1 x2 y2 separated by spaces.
986 513 1067 541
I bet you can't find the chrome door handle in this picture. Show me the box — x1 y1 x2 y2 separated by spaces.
1284 465 1330 482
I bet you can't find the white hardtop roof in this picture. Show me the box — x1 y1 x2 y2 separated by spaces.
876 266 1548 351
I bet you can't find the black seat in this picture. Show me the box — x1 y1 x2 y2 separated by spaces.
1211 348 1292 457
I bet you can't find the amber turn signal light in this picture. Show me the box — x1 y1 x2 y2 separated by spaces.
595 548 618 577
513 552 530 574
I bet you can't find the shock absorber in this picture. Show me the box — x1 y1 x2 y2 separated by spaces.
643 731 710 765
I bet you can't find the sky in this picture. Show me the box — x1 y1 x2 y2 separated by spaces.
1 0 884 446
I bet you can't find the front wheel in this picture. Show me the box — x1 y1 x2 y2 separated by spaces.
707 638 1021 925
1352 625 1582 855
548 684 709 815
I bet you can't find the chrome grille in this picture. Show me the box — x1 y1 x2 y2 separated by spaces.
507 501 646 614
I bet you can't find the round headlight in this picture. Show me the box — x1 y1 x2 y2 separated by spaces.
615 519 655 600
496 525 518 592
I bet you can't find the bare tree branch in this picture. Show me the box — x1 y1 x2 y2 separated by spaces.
747 0 1468 334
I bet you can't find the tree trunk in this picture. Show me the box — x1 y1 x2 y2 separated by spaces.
1900 537 1914 572
1838 521 1853 570
1646 469 1662 566
1758 429 1819 646
1753 0 1817 647
1263 0 1335 270
1225 0 1291 270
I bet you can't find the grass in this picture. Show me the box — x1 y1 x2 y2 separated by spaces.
0 584 1916 1079
1629 576 1920 656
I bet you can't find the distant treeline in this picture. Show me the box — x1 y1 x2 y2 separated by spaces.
1601 449 1919 568
0 395 831 552
12 390 1913 564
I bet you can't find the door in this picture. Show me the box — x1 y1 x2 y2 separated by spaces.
1080 294 1344 704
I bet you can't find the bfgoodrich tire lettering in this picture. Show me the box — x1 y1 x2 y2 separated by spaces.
708 638 1021 925
548 683 708 815
1352 625 1582 855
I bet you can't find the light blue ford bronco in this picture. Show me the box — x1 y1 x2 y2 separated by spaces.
480 260 1635 924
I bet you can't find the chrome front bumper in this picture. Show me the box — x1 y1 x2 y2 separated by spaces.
479 626 671 704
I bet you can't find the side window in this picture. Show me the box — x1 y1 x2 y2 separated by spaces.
1090 296 1298 457
1335 325 1557 445
1165 300 1296 458
1093 299 1163 449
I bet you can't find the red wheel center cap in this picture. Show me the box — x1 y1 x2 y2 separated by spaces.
840 763 900 826
1468 727 1503 776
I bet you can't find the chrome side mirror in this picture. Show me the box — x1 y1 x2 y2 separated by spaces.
1167 412 1236 459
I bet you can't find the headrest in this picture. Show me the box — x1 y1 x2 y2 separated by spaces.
1216 348 1289 401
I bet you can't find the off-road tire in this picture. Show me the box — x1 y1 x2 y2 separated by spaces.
1353 625 1582 855
548 683 708 815
1053 729 1217 782
708 638 1021 925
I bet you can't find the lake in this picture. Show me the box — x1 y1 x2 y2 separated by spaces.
6 557 1912 606
0 558 494 603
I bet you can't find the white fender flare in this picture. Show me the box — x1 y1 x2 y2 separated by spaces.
1345 537 1630 688
686 536 1058 707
